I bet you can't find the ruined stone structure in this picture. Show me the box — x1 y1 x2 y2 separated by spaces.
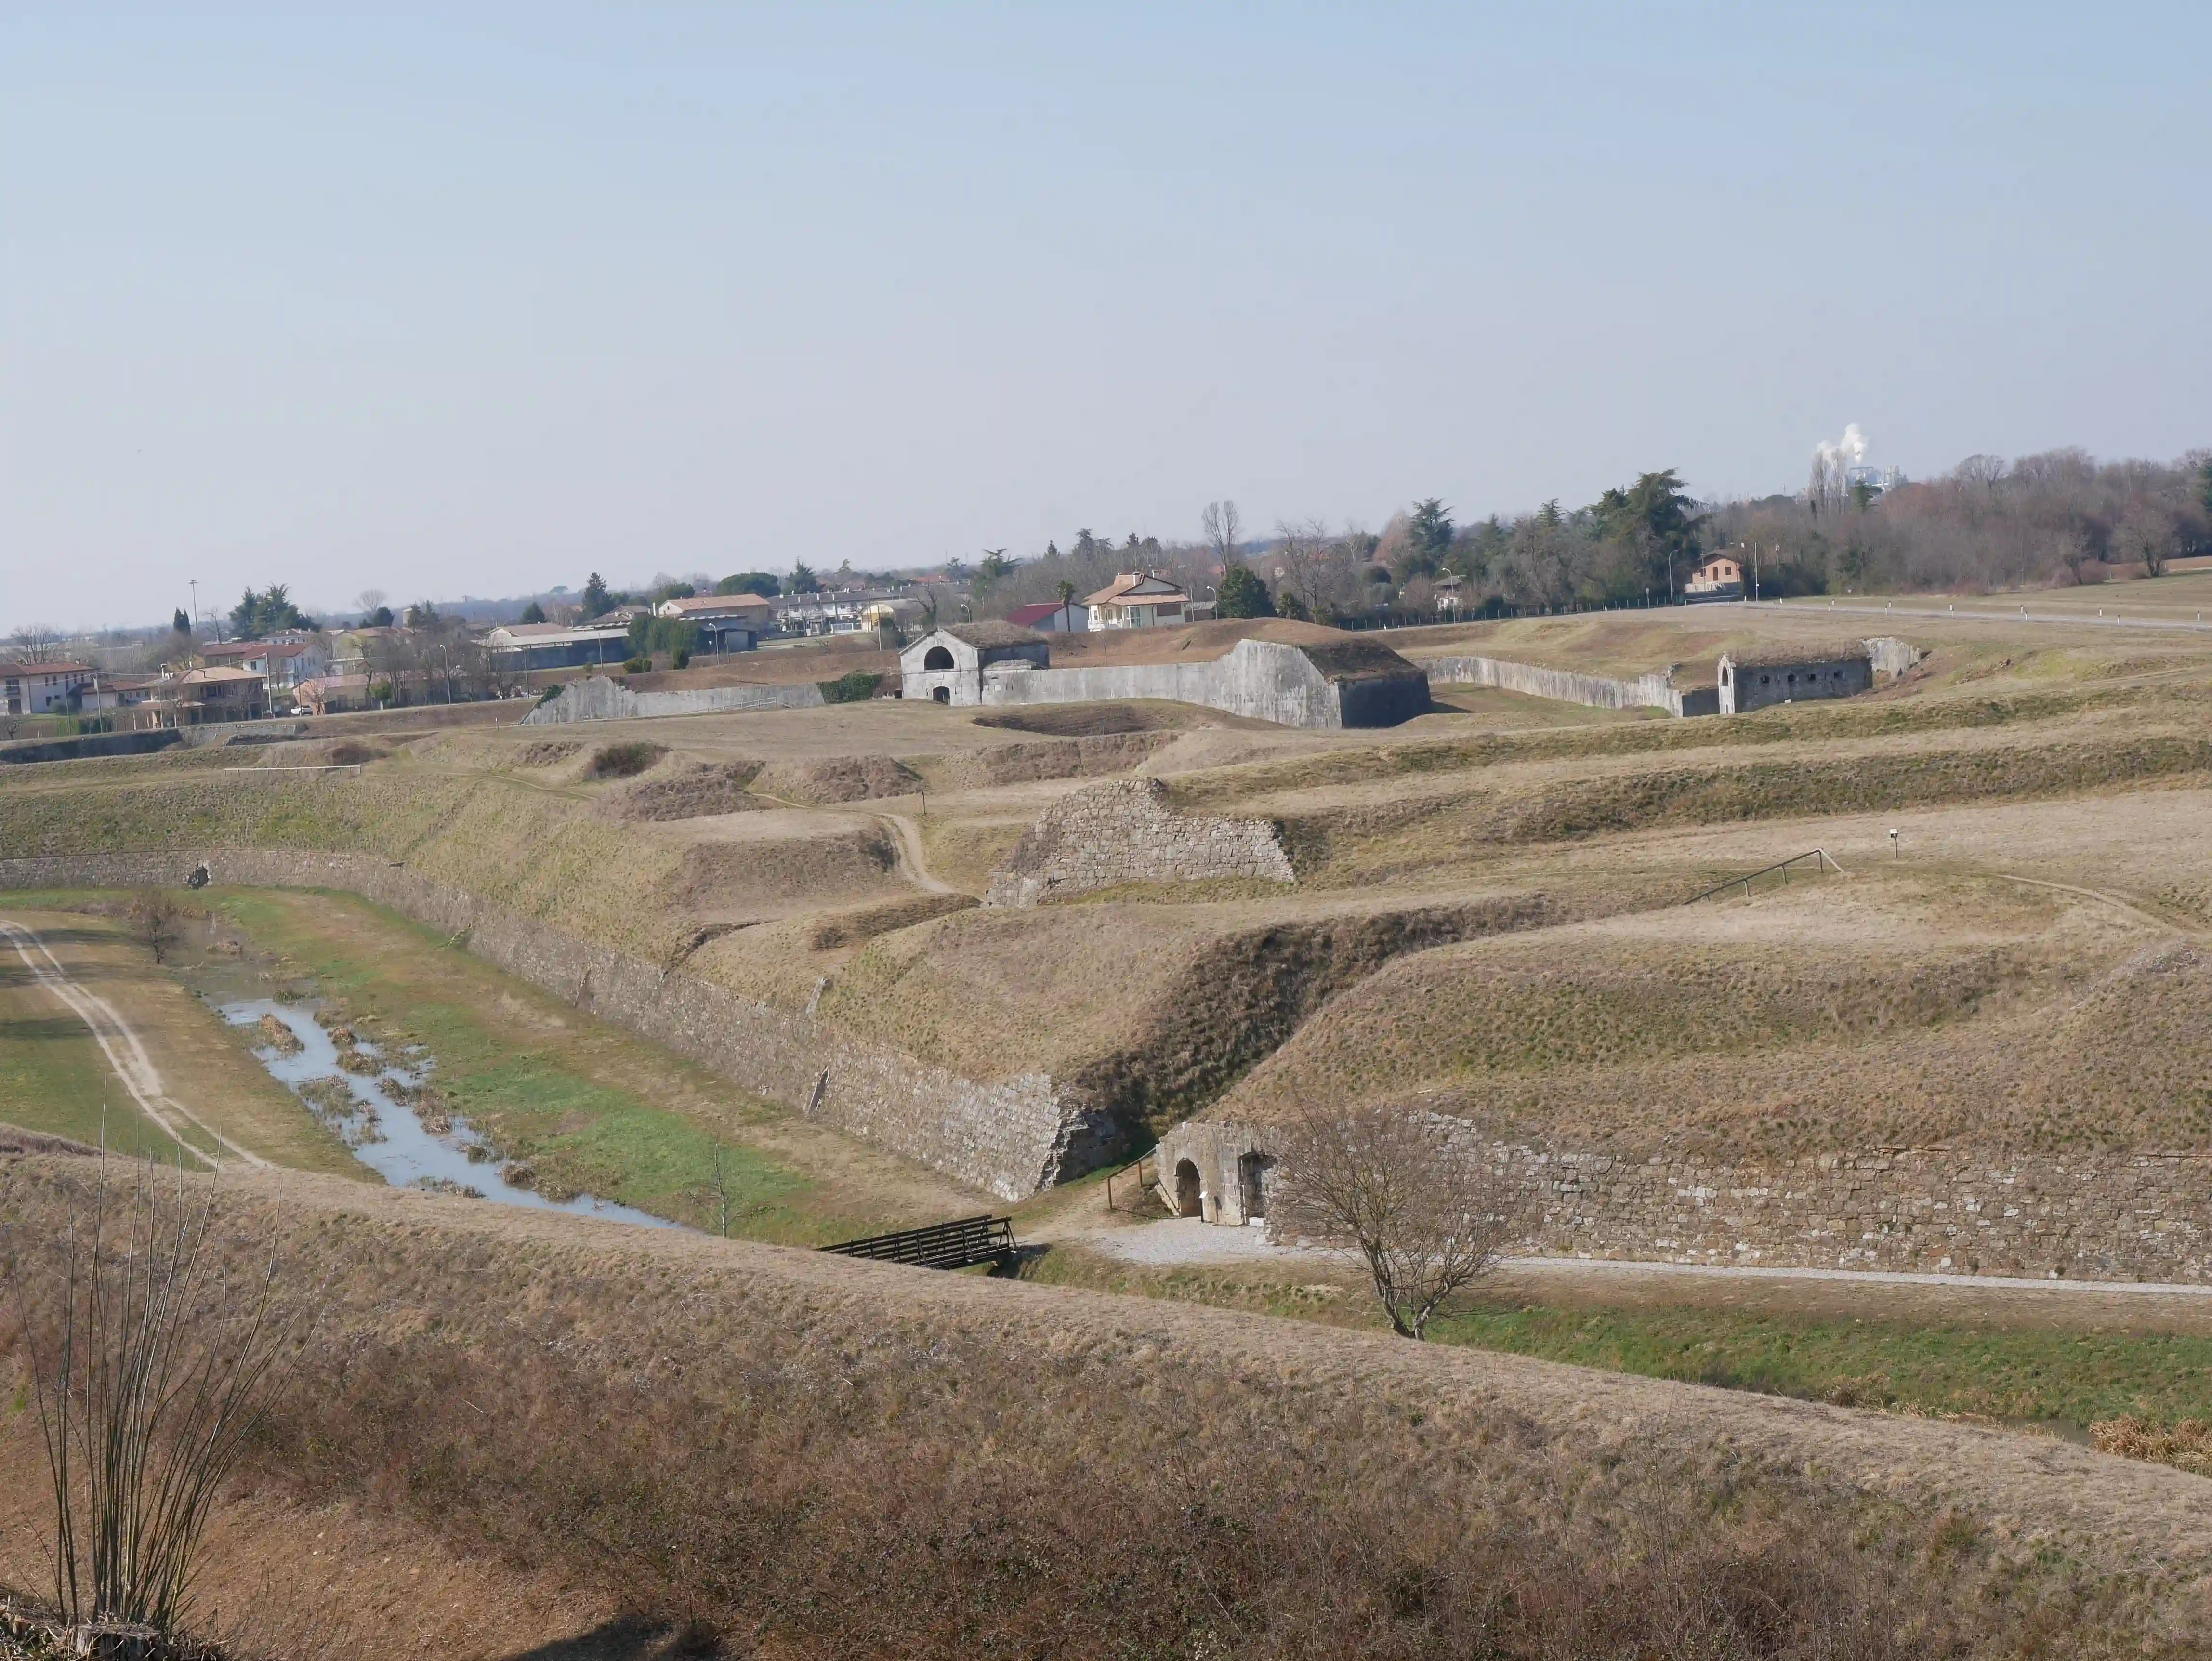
904 633 1431 731
1156 1115 2212 1281
984 778 1295 907
0 851 1119 1200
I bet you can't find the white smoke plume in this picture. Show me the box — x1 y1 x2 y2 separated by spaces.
1813 423 1869 469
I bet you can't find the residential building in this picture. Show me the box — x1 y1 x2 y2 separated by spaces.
151 666 271 724
1684 554 1747 603
293 674 373 715
0 660 95 715
654 593 769 653
1083 572 1214 630
201 637 331 688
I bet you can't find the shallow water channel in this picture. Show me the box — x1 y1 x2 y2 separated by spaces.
220 997 671 1228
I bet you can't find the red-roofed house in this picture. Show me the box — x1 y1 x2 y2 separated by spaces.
1004 600 1089 633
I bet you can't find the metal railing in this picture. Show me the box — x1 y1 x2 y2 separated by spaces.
1684 848 1844 905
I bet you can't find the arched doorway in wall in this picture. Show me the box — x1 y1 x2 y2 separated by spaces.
922 645 956 671
1236 1152 1273 1222
931 686 951 704
1174 1159 1203 1218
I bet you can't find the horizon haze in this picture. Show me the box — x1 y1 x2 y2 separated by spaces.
4 2 2208 633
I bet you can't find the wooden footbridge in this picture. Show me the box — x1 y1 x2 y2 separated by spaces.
821 1214 1018 1272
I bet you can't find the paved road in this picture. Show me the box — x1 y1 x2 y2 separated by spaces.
0 916 264 1167
1755 597 2212 634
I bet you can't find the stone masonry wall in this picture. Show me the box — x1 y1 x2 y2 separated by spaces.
1159 1117 2212 1281
0 850 1115 1199
525 676 825 725
1420 654 1688 717
984 778 1296 907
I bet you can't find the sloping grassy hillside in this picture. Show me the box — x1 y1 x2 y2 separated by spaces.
1218 872 2212 1156
6 1156 2209 1659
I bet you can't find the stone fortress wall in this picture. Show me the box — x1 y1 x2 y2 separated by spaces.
1419 655 1694 717
0 850 1116 1200
984 778 1295 908
933 637 1432 730
1158 1116 2212 1282
524 677 825 725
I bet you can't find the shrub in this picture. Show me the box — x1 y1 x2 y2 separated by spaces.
585 741 666 780
818 671 883 704
623 655 652 675
671 647 691 671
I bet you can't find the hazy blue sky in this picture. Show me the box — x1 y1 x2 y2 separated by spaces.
4 2 2207 631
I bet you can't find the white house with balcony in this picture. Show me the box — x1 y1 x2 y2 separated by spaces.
1083 572 1214 630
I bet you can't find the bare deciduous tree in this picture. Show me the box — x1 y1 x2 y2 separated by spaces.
2113 505 2178 579
1200 500 1242 571
128 889 182 966
1272 1104 1525 1339
2 1167 311 1640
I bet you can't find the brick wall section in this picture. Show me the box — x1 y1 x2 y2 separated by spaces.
1159 1117 2212 1281
0 850 1117 1200
984 778 1295 907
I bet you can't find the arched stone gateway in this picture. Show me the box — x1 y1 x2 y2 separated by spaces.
1174 1158 1204 1218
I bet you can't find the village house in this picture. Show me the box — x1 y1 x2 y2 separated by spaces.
1084 572 1214 630
0 660 95 716
1684 554 1746 602
292 674 373 715
201 637 331 688
654 593 769 653
150 666 271 724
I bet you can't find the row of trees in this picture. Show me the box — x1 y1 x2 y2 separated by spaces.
962 446 2211 629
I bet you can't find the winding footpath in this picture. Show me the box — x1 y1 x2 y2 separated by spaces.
0 916 265 1168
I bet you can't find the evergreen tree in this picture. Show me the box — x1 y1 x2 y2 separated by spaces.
581 572 613 618
1215 565 1275 619
520 601 547 624
171 608 191 635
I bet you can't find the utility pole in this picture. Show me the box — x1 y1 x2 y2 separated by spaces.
188 579 199 637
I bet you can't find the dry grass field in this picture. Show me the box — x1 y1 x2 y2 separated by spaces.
8 1153 2212 1659
6 608 2212 1152
10 608 2212 1651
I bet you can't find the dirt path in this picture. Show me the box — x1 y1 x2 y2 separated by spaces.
1073 1216 2212 1312
879 811 957 894
0 917 265 1168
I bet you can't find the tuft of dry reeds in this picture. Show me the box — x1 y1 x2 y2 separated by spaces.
1 1164 309 1639
2093 1417 2212 1476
